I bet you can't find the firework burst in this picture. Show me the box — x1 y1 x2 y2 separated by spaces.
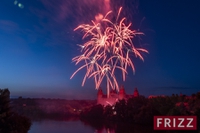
70 7 148 97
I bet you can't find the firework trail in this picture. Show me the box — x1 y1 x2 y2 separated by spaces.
70 7 148 98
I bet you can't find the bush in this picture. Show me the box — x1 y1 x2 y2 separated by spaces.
0 88 31 133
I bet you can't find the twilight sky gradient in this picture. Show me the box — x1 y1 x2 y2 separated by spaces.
0 0 200 99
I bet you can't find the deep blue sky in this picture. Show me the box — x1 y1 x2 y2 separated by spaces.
0 0 199 99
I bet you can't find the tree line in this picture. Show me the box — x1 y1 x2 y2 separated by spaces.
80 92 200 132
0 88 31 133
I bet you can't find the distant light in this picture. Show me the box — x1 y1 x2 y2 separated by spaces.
113 111 117 115
14 0 18 5
18 3 24 9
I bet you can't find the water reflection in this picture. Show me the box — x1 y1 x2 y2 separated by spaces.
29 120 94 133
29 119 199 133
29 119 154 133
83 120 154 133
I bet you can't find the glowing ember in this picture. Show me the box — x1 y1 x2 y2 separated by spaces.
70 7 148 97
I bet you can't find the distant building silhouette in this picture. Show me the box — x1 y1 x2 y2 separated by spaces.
133 88 139 97
97 86 139 106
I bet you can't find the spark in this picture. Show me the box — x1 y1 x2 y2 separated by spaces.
71 7 148 98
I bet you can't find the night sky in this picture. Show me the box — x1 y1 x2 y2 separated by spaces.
0 0 200 99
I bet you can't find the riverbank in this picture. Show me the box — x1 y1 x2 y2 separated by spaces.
80 93 200 129
11 98 96 120
10 92 200 133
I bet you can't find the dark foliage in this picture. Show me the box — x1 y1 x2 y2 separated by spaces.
80 92 200 132
80 104 104 120
0 88 31 133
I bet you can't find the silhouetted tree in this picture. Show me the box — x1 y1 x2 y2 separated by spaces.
104 105 113 120
114 99 127 121
0 88 31 133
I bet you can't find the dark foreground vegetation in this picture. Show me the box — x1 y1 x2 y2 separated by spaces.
80 92 200 133
2 88 200 133
0 88 31 133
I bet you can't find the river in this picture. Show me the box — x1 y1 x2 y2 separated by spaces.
28 119 154 133
29 120 94 133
